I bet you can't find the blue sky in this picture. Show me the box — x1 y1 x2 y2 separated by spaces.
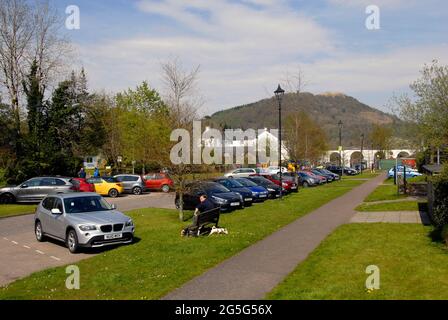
55 0 448 115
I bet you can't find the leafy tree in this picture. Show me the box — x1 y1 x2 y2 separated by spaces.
369 124 392 158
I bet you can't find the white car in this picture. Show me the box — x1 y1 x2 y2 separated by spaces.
224 168 257 178
267 166 288 174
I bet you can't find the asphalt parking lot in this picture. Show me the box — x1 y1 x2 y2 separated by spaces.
0 192 175 287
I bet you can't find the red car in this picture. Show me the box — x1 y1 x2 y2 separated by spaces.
71 178 95 192
256 174 298 192
143 173 174 193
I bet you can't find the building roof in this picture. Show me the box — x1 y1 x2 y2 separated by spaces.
422 164 443 174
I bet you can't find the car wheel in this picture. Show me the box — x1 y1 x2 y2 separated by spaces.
66 229 79 254
303 181 309 188
108 188 119 198
162 184 170 193
0 193 15 204
132 186 142 195
35 221 45 242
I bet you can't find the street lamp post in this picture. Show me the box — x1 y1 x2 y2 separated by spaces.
360 133 364 174
275 84 285 199
338 120 344 176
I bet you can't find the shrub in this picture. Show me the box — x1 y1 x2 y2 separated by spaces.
430 164 448 228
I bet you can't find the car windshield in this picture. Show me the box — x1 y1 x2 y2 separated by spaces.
236 178 257 187
270 174 280 180
102 177 118 183
203 182 230 193
223 179 244 188
64 196 112 214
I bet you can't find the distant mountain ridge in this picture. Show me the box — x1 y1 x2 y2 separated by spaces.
207 92 408 149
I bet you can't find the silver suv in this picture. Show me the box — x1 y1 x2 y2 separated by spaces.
0 177 75 204
114 174 146 195
34 193 135 253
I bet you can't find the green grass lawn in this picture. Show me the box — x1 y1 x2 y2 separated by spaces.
364 184 408 202
342 172 381 180
0 179 367 300
0 204 36 218
355 201 427 212
267 223 448 300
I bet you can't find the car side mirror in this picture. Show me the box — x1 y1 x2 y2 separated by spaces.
21 184 28 188
111 204 117 210
51 208 62 215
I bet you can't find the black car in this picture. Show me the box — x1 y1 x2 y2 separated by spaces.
214 178 254 206
245 176 281 199
326 165 358 176
175 181 243 211
314 168 340 181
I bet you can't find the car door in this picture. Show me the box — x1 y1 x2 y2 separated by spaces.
39 197 55 235
144 174 156 189
39 178 58 200
16 178 43 202
115 176 129 192
47 197 66 240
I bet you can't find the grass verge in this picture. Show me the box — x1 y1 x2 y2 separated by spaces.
364 184 408 202
267 223 448 300
0 204 36 218
0 179 366 299
355 201 427 212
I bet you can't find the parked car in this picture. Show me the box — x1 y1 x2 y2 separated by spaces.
267 166 288 174
326 165 358 176
305 171 327 184
214 177 254 206
0 176 75 204
387 167 422 178
310 169 334 182
34 193 135 253
297 172 320 187
87 177 124 198
224 168 258 178
314 168 340 181
245 176 282 199
175 181 243 211
259 173 298 192
71 178 95 193
114 174 146 195
143 173 174 193
234 178 270 202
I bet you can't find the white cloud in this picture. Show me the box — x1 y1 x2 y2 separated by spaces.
75 0 448 116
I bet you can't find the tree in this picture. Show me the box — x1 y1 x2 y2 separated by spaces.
369 124 392 158
395 60 448 150
284 111 328 165
0 0 70 155
161 58 202 221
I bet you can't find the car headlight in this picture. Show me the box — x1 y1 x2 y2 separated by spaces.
79 225 97 231
212 196 227 204
237 194 243 201
125 219 134 227
282 182 288 187
267 188 275 192
252 192 257 196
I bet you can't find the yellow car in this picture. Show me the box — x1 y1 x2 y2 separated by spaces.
87 177 124 198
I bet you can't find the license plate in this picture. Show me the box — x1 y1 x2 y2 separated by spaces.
291 186 297 189
244 198 252 201
104 233 122 240
230 202 240 207
259 194 267 198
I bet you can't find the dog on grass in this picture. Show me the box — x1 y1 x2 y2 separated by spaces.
208 226 228 236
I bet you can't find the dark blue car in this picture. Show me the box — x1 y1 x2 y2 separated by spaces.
214 178 254 206
234 178 269 202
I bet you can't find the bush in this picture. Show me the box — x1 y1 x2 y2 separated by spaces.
430 164 448 228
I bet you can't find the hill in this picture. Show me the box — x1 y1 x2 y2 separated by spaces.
207 92 409 149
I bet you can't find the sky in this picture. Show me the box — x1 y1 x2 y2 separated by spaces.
55 0 448 116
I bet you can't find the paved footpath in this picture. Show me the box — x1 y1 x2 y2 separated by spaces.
164 173 387 300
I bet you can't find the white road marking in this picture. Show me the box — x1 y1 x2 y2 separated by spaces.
35 250 45 255
50 256 61 261
11 241 18 245
23 245 31 249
